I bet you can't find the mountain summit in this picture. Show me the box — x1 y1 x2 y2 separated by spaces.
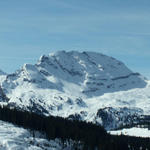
0 51 149 129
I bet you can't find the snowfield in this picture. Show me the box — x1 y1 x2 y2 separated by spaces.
109 127 150 138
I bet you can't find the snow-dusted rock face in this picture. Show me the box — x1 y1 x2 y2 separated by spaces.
95 107 144 129
0 51 149 129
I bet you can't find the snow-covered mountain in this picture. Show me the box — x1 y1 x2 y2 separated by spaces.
0 51 149 129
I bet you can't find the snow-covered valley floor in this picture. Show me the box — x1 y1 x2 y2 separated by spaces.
109 127 150 138
0 120 73 150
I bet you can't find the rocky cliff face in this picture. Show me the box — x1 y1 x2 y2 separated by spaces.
0 51 149 129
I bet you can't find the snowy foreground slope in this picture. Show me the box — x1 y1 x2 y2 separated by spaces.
0 120 77 150
0 51 149 129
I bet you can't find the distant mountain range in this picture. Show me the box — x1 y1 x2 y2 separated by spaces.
0 51 149 130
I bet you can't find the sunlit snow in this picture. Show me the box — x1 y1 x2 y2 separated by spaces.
109 127 150 138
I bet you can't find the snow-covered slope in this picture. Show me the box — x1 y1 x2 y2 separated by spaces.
0 51 149 129
0 120 79 150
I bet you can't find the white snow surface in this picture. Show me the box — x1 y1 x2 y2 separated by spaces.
0 120 76 150
109 127 150 138
0 51 149 129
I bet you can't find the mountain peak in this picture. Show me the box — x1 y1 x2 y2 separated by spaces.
6 51 147 97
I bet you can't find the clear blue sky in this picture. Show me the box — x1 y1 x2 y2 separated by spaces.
0 0 149 79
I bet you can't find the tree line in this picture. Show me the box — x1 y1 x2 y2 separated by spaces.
0 105 150 150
